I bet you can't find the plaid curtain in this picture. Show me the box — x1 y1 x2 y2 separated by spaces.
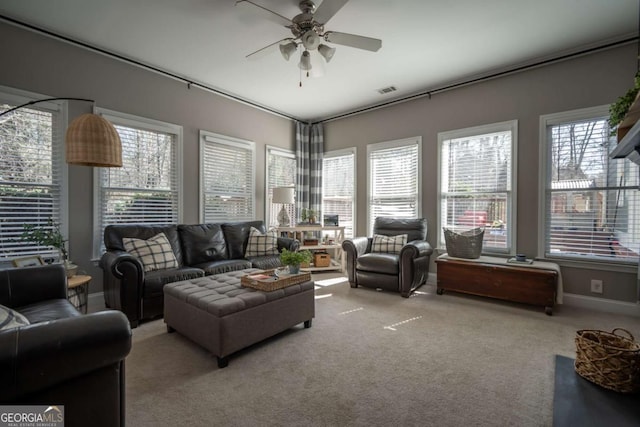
296 122 323 222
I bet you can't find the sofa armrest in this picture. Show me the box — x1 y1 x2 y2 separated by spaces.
341 237 370 285
342 236 370 258
400 240 434 259
399 240 433 297
100 250 145 325
0 264 67 308
0 310 132 401
100 250 143 280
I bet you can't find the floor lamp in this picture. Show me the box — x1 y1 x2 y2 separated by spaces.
0 97 122 167
272 187 295 227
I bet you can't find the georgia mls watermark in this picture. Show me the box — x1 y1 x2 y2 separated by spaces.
0 405 64 427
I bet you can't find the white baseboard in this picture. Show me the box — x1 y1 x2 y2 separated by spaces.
562 293 640 317
427 272 437 285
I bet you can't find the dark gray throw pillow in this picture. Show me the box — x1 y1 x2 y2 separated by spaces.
178 224 228 265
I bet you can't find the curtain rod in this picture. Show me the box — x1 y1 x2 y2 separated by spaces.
0 14 300 123
313 35 639 125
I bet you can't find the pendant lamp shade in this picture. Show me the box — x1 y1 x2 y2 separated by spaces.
318 44 336 63
65 113 122 167
298 50 312 71
279 41 298 61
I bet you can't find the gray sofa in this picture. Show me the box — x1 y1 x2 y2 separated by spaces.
100 220 299 327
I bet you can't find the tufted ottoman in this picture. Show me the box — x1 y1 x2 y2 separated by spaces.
163 268 314 368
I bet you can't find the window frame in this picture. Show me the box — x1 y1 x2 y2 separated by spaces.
92 108 183 259
0 85 68 261
367 137 422 234
437 120 518 255
538 105 639 270
322 147 357 238
199 131 256 223
265 145 296 228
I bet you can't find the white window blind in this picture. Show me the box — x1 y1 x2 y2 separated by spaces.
95 110 182 257
0 94 66 260
368 138 421 233
542 109 640 263
322 149 355 238
266 146 296 228
201 132 255 222
439 121 517 254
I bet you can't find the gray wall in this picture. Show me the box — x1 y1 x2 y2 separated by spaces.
0 21 296 293
2 20 638 303
324 43 639 303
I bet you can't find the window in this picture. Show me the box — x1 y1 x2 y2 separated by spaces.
438 121 517 254
0 88 67 261
266 146 296 228
200 131 255 222
367 137 421 233
322 148 356 238
540 106 639 263
94 109 182 258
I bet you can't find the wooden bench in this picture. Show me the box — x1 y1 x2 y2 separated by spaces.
435 255 560 315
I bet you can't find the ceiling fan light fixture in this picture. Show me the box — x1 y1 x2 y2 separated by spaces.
301 30 321 50
298 50 312 71
318 44 336 62
279 41 298 60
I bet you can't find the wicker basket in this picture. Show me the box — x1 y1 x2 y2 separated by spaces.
574 328 640 393
443 227 484 259
313 252 331 267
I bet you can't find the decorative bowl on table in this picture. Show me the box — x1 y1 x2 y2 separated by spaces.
65 263 78 278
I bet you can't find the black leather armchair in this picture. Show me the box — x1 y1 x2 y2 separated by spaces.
342 217 433 297
0 264 132 427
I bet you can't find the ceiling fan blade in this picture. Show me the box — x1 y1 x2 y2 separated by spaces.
324 31 382 52
235 0 292 27
246 38 294 60
313 0 349 25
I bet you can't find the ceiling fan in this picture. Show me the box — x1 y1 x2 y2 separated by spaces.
236 0 382 80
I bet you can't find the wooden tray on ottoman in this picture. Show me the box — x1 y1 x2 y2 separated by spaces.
241 269 312 291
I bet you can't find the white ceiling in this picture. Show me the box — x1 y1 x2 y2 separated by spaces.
0 0 638 122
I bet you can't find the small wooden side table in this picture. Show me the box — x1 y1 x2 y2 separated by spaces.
67 274 91 314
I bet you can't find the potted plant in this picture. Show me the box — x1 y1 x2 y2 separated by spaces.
20 218 78 277
608 71 640 135
300 208 317 224
279 248 313 274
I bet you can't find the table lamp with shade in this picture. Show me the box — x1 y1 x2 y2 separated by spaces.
272 187 295 227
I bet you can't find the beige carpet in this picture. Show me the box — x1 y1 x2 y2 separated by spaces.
124 275 640 426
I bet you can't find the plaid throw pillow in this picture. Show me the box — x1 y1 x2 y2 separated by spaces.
371 234 408 254
123 232 178 272
0 304 30 331
245 227 279 257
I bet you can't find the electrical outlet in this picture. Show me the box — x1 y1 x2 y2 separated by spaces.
590 279 603 294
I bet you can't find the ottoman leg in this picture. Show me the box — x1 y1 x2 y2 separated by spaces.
304 319 312 328
217 356 229 369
